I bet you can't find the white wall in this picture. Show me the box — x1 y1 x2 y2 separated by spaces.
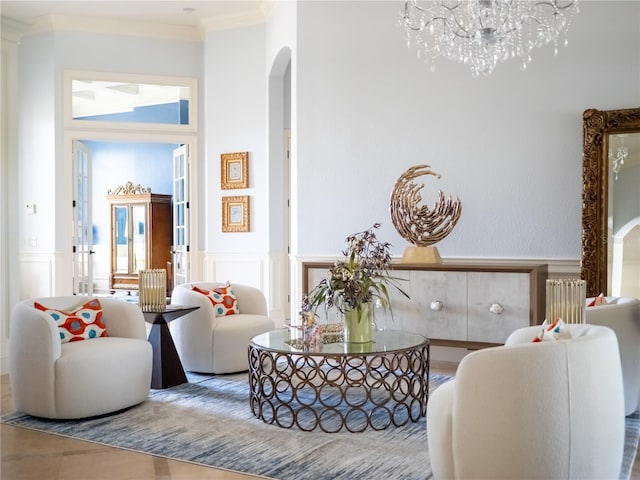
293 1 640 261
203 24 268 255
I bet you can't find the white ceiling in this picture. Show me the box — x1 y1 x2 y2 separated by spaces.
0 1 267 28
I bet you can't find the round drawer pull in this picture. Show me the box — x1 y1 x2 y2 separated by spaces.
430 301 444 311
489 303 504 315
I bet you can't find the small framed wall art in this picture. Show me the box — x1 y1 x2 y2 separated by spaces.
222 195 250 232
221 152 249 189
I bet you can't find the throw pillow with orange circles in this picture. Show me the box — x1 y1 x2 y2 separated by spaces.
192 282 239 316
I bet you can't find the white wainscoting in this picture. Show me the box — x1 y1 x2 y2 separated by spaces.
19 253 56 299
2 253 56 374
201 252 289 327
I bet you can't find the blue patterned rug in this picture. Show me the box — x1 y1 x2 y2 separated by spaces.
2 373 639 480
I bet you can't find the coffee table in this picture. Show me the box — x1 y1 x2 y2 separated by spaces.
248 329 429 432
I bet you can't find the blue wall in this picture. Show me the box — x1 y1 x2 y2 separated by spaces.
79 101 181 245
86 140 177 245
78 100 189 125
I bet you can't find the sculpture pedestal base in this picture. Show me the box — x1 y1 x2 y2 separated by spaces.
400 246 442 264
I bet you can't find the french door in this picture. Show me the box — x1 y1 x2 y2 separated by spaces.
172 144 190 288
71 140 192 295
72 140 94 295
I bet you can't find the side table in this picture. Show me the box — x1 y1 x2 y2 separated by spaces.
143 305 199 389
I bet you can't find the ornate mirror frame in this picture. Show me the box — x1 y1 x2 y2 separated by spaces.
581 107 640 297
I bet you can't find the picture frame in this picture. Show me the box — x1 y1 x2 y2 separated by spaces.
222 195 250 232
221 152 249 189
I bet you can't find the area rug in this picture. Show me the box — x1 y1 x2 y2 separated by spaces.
2 373 639 480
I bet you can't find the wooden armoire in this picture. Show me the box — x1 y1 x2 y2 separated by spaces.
106 181 172 293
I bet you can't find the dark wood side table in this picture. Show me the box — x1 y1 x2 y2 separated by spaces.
143 305 199 389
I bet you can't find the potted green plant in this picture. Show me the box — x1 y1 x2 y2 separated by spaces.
301 223 409 343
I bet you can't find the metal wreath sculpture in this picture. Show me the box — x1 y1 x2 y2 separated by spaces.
389 164 462 247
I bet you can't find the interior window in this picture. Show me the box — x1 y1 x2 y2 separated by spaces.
71 79 190 125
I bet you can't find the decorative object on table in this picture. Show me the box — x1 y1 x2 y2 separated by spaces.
221 152 249 189
390 164 462 264
302 224 409 343
399 0 579 77
318 322 344 344
545 278 586 324
301 311 323 349
222 195 250 232
139 269 167 312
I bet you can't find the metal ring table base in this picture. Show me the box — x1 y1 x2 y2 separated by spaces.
248 344 429 432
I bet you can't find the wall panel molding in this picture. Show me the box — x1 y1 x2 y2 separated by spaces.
19 253 56 299
201 252 290 327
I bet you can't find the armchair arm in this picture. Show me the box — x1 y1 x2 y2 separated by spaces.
230 284 267 315
170 286 218 369
9 302 61 418
426 379 456 480
99 298 147 340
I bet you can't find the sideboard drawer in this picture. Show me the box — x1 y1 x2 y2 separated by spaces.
467 272 531 344
410 270 467 342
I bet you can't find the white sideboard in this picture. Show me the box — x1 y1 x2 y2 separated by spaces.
302 262 548 349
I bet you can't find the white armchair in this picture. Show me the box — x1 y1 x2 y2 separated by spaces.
170 282 274 374
10 296 152 419
427 324 625 480
586 296 640 415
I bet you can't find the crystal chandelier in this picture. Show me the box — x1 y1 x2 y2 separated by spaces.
610 135 628 181
400 0 579 77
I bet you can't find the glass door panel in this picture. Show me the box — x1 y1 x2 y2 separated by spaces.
172 145 189 287
114 205 129 273
132 204 147 272
72 141 94 295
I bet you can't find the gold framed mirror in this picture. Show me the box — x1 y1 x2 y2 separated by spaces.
581 107 640 297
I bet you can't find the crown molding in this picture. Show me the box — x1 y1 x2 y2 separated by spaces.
1 16 30 43
198 1 276 33
22 14 203 42
199 9 266 33
2 2 278 41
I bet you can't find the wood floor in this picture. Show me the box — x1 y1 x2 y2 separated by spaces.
2 362 639 480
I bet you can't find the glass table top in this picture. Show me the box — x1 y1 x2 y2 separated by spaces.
250 328 428 355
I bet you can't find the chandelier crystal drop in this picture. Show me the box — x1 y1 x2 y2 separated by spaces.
400 0 579 77
610 135 628 181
